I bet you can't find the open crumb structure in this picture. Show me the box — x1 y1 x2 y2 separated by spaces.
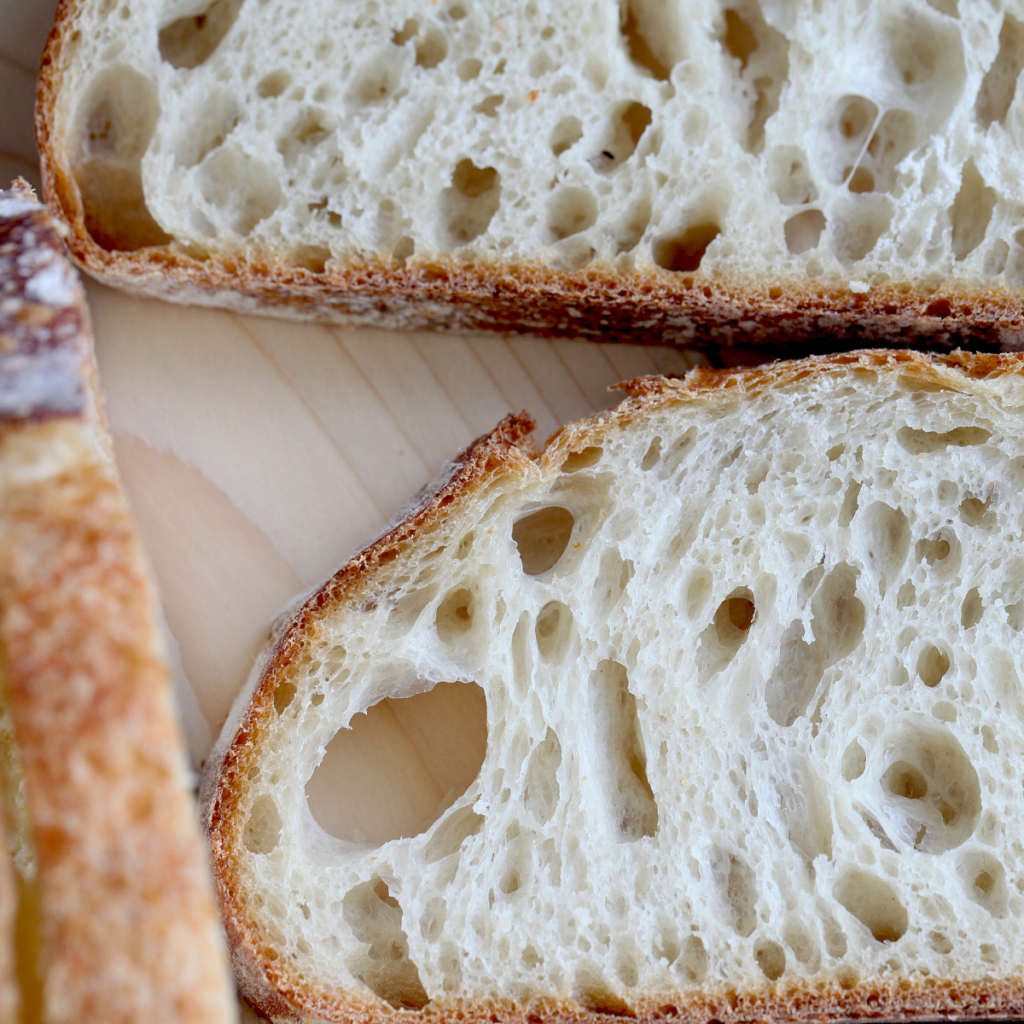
203 351 1024 1024
35 0 1024 348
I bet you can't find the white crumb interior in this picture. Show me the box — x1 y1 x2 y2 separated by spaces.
63 0 1024 288
233 364 1024 1010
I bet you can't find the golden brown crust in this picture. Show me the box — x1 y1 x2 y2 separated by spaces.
0 184 235 1022
33 10 1024 355
202 350 1024 1024
0 422 232 1024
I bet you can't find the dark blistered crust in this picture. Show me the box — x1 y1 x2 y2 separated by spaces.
0 180 86 420
202 351 1024 1024
33 10 1024 355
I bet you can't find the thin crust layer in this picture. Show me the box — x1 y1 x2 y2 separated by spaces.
204 350 1024 1024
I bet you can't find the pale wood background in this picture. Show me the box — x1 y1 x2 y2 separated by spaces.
3 0 704 771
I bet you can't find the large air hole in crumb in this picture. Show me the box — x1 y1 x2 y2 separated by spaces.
256 70 291 98
861 501 910 581
306 682 487 845
888 8 965 98
719 1 789 152
273 681 296 715
961 588 983 628
783 919 819 968
755 939 786 981
770 146 818 205
877 727 981 853
73 67 172 251
591 660 658 840
864 109 917 192
562 446 603 472
960 496 991 526
592 102 652 172
833 870 908 942
242 794 282 854
960 852 1009 917
436 586 476 643
824 95 878 184
784 210 825 254
197 145 281 235
951 160 997 261
619 0 686 81
897 425 990 454
440 159 502 246
653 223 721 272
342 878 429 1009
548 187 598 241
513 506 575 575
523 729 562 824
917 644 950 687
474 94 504 117
158 0 243 68
976 15 1024 128
765 621 824 726
719 852 757 937
535 601 574 663
697 587 754 680
811 563 865 663
392 18 420 45
678 935 707 982
415 28 448 68
842 741 866 781
916 529 961 577
551 116 583 156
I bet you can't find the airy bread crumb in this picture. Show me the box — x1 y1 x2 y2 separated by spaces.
203 351 1024 1024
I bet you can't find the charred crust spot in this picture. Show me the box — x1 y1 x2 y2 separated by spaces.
0 183 88 421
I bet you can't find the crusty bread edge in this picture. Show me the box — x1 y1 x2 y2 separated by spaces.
201 349 1024 1024
0 182 236 1023
33 6 1024 354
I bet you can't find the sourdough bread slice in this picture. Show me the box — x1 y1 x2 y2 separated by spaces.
34 0 1024 353
203 350 1024 1024
0 180 236 1023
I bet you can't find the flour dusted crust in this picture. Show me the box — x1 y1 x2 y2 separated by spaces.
34 0 1024 352
0 182 235 1023
205 350 1024 1024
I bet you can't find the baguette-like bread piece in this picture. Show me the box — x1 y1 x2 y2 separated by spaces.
203 350 1024 1024
34 0 1024 353
0 180 236 1023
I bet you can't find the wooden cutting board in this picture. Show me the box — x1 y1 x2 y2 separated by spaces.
3 1 704 771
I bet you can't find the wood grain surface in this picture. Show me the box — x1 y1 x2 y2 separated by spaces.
4 0 705 771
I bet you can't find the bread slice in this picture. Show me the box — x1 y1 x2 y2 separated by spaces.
35 0 1024 353
0 180 236 1023
202 349 1024 1023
